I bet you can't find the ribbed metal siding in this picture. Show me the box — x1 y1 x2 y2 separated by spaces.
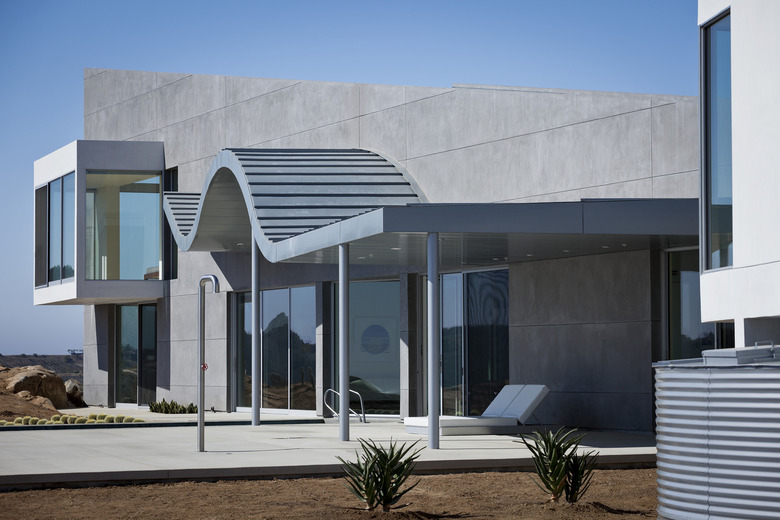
656 366 780 520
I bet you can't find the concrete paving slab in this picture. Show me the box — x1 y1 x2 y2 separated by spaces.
0 418 656 490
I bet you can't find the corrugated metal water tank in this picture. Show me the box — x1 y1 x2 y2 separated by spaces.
655 346 780 520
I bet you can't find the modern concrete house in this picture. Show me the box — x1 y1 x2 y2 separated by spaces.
655 2 780 518
35 68 706 434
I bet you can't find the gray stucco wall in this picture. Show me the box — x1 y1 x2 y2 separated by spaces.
82 69 695 422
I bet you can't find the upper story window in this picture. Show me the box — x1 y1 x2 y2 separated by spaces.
704 12 732 269
35 172 75 287
85 170 162 280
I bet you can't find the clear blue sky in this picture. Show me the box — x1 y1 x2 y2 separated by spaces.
0 0 698 355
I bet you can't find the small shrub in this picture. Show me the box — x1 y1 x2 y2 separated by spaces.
86 419 96 424
104 416 115 423
517 427 599 504
123 417 134 423
88 414 98 420
114 415 125 423
68 416 78 424
28 418 39 425
75 417 88 424
133 418 144 423
14 418 23 424
97 414 107 421
338 438 422 512
51 415 61 422
22 416 31 425
149 398 197 414
0 420 6 426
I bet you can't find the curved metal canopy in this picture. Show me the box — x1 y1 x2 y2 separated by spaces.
163 148 427 260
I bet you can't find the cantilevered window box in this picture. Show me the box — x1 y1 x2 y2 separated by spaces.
34 140 165 305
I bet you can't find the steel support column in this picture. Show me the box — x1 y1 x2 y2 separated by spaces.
339 243 350 441
251 241 261 426
427 233 440 449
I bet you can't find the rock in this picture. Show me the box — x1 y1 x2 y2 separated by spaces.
3 366 68 409
65 379 85 408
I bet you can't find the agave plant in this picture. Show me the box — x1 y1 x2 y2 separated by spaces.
337 438 423 512
565 449 598 503
517 427 588 503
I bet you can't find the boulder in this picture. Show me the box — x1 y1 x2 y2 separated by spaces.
65 379 85 408
3 365 68 409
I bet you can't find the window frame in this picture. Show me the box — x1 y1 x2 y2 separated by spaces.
700 8 733 271
34 172 75 288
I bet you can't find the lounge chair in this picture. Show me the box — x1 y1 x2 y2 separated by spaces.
404 384 549 436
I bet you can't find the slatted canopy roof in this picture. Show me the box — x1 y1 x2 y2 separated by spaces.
164 148 427 260
163 148 699 268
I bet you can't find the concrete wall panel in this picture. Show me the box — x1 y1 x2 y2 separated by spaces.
651 99 699 179
225 76 299 106
157 74 226 129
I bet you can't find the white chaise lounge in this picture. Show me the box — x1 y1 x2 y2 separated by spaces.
404 384 549 436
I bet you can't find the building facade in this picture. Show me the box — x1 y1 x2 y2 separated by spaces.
699 0 780 346
35 69 704 432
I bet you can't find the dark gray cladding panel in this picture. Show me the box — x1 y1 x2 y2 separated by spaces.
582 199 699 236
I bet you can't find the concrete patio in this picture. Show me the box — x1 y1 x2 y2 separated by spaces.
0 408 656 491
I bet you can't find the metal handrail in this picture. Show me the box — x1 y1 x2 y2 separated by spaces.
324 388 367 423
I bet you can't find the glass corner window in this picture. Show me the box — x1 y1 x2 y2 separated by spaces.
86 170 162 280
704 12 732 269
34 172 75 287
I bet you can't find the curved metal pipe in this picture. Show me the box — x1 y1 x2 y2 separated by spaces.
198 274 220 452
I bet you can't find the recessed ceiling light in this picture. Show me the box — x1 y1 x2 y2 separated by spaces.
562 249 570 253
526 253 533 257
601 245 610 249
357 256 366 260
492 257 500 261
621 243 628 248
391 247 401 251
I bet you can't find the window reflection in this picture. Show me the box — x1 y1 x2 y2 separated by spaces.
669 251 716 359
86 170 161 280
705 14 732 269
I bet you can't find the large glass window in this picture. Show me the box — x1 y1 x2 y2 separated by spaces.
34 172 75 287
262 289 290 409
704 13 732 269
669 251 716 359
233 286 316 412
441 274 464 416
465 270 509 415
334 281 401 415
234 292 252 408
437 269 509 416
116 304 157 405
86 170 161 280
290 286 316 410
48 178 62 282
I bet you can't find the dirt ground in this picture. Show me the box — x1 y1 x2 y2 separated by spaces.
0 468 657 519
0 389 59 421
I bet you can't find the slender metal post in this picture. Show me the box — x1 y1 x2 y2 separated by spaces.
427 233 440 449
198 274 219 453
339 243 350 441
251 241 261 426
